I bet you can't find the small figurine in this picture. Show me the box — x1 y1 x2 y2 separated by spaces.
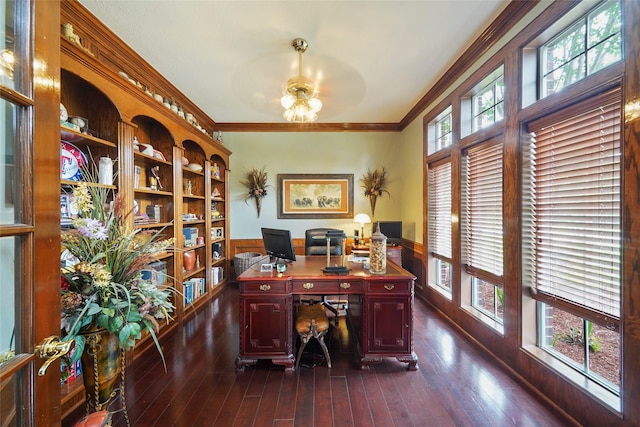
185 180 192 195
150 166 163 190
212 163 221 180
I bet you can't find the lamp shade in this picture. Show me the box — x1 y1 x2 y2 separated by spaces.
354 213 371 226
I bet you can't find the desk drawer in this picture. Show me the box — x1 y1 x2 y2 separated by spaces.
241 280 290 294
293 279 363 294
366 281 412 295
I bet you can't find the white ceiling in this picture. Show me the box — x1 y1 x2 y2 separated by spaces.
78 0 508 125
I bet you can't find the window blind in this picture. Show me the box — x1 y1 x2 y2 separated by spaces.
463 140 504 279
428 161 452 260
523 88 621 321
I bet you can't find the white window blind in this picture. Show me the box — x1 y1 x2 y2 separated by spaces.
463 140 504 278
523 88 621 321
428 161 452 260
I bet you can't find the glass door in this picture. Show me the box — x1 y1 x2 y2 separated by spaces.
0 1 63 425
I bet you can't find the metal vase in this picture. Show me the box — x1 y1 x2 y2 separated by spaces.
80 328 121 412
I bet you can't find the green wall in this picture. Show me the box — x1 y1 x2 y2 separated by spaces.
224 130 423 243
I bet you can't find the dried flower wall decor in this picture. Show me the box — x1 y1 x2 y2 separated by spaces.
242 166 270 217
360 166 389 216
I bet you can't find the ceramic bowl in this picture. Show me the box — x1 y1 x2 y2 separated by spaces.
187 163 203 173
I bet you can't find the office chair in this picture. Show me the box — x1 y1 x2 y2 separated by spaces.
303 228 348 324
304 228 342 255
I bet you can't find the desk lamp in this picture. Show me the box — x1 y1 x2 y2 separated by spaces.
353 213 371 244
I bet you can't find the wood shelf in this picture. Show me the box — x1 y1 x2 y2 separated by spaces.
60 127 116 148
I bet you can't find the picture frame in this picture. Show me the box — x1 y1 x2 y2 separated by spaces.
60 194 72 219
212 226 224 239
277 173 354 219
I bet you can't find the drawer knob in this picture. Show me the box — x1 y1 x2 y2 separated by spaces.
259 284 271 291
384 284 395 291
303 282 314 289
340 282 351 289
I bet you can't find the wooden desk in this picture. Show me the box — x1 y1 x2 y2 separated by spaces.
236 256 418 372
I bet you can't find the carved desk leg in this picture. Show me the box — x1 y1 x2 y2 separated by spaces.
397 352 419 371
235 356 258 373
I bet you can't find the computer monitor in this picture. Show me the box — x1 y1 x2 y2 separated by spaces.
372 221 402 245
261 227 297 263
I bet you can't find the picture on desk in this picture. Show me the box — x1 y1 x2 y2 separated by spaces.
277 173 354 219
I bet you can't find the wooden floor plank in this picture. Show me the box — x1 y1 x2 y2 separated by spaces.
252 369 284 427
330 376 355 427
62 284 574 427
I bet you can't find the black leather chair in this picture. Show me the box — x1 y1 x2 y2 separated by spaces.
304 228 343 256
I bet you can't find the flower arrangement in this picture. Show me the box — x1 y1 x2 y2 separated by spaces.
360 166 389 216
360 166 389 198
60 164 175 366
241 166 269 217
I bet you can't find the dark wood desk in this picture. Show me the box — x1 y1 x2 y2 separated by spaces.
236 256 418 372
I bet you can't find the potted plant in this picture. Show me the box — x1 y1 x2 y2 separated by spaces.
60 161 175 412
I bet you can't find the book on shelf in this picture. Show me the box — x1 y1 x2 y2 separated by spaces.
146 204 162 222
212 266 223 286
183 277 206 304
183 227 199 247
134 165 141 188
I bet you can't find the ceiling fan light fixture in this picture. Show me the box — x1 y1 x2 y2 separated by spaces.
281 38 322 123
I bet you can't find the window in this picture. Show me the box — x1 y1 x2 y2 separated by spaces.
539 303 620 391
540 0 621 97
471 70 504 132
522 88 621 391
462 140 504 325
428 160 452 293
428 106 452 155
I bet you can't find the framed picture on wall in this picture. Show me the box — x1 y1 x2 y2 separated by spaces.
277 173 354 219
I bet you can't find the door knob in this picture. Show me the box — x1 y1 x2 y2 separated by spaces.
35 336 73 376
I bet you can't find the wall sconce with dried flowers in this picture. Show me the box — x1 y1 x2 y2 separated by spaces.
242 167 270 217
360 166 389 217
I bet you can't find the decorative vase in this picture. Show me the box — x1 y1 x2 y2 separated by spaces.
80 328 121 412
369 195 378 217
183 250 196 271
369 222 387 274
254 196 262 218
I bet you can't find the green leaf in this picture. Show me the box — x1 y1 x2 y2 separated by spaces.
69 335 86 364
102 307 115 317
127 311 143 322
119 324 133 343
87 304 102 315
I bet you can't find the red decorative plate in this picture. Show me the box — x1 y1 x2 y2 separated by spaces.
60 141 87 181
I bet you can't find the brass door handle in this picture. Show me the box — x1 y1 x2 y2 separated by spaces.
303 282 314 289
340 282 351 289
259 284 271 291
384 284 395 291
35 336 73 376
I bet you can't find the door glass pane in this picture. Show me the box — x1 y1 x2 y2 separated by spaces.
0 236 17 360
0 235 29 427
0 98 19 225
0 365 29 426
0 0 16 90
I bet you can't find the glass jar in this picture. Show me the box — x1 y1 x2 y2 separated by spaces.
369 223 387 274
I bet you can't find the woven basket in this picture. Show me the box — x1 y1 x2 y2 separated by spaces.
233 252 263 277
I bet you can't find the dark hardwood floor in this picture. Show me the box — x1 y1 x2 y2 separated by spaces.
64 284 576 426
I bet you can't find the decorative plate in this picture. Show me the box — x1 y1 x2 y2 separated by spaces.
60 141 87 181
60 103 68 122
